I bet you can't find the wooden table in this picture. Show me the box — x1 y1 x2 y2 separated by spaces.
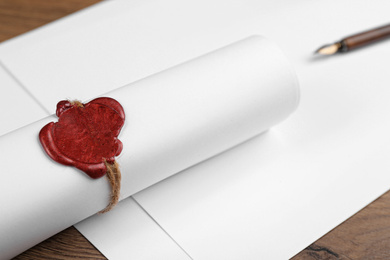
2 1 390 259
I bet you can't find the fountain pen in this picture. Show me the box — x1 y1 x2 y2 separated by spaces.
315 23 390 55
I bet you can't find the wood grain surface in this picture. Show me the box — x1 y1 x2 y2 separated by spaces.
293 191 390 260
14 227 105 260
2 1 390 259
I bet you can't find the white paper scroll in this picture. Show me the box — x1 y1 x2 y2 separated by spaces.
0 36 299 259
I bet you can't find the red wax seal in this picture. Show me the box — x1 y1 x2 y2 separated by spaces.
39 97 125 179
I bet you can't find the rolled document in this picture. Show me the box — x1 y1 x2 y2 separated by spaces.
0 36 299 259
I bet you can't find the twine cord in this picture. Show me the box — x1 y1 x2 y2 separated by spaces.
99 160 121 214
70 100 84 108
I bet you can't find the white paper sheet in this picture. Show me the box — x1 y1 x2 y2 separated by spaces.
0 36 298 259
130 1 390 259
75 198 191 260
0 64 48 136
3 0 390 259
0 0 295 111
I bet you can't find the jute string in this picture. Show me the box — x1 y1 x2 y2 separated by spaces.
99 160 121 214
70 100 84 107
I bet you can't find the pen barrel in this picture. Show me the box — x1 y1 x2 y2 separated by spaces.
342 24 390 51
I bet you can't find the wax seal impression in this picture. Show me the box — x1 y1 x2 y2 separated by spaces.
39 97 125 213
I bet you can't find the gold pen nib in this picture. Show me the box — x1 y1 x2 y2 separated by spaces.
315 42 341 55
